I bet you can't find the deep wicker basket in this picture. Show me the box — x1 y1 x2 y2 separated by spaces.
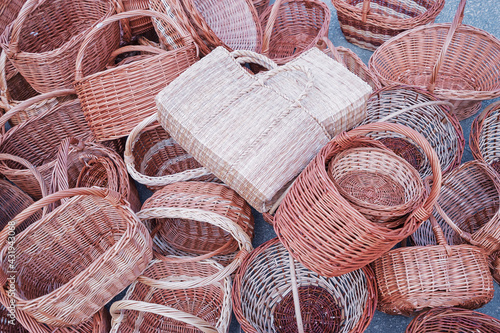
110 258 232 333
332 0 444 50
232 237 377 333
470 100 500 174
260 0 330 64
274 122 442 277
406 307 500 333
359 85 464 178
0 0 119 93
369 0 500 120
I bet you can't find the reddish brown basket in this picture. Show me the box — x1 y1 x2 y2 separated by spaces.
150 0 262 55
124 114 218 190
253 0 270 16
0 186 152 326
0 0 26 36
138 181 254 277
0 0 119 93
233 237 377 333
369 0 500 120
74 10 199 142
332 0 444 51
360 85 464 178
406 307 500 333
110 258 232 332
372 211 493 316
114 0 154 41
470 100 500 174
260 0 330 64
274 122 442 277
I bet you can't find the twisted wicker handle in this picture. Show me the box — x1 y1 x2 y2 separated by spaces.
0 51 13 109
124 113 213 186
231 49 278 70
75 10 191 80
361 0 371 22
262 0 283 55
428 212 453 256
344 122 442 221
106 44 167 67
110 300 218 333
377 100 455 123
136 207 253 288
428 0 466 93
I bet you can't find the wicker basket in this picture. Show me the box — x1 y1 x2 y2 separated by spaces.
359 85 464 178
406 307 500 333
74 10 199 142
0 0 119 93
332 0 444 51
253 0 270 16
260 0 330 64
316 37 381 91
124 113 218 190
0 303 28 332
470 100 500 174
110 258 232 333
114 0 153 42
273 122 442 277
372 211 493 315
138 181 254 277
150 0 262 55
369 0 500 120
0 186 152 326
232 238 377 333
0 0 26 36
156 47 372 213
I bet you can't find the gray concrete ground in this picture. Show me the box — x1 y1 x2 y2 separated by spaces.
223 0 500 332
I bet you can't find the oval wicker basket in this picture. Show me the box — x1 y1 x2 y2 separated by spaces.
369 0 500 120
110 258 232 333
138 181 254 278
360 85 464 178
260 0 330 64
332 0 444 51
0 0 119 93
232 237 377 333
150 0 262 55
74 10 199 142
125 113 218 190
274 122 442 277
0 186 153 326
470 100 500 174
372 210 494 315
406 307 500 333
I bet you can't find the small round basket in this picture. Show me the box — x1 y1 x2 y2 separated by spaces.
125 114 218 190
360 85 464 178
406 307 500 333
470 100 500 174
274 122 441 277
369 0 500 120
260 0 330 64
110 258 232 333
331 0 444 51
232 237 377 333
0 187 153 326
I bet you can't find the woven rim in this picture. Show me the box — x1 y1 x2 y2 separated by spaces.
232 237 377 333
406 307 500 332
0 187 153 326
110 258 232 333
470 100 500 171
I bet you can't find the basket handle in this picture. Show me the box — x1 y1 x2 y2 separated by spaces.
377 100 455 123
105 44 168 68
262 0 283 55
428 213 453 256
428 0 466 93
124 113 213 187
0 89 75 134
361 0 371 23
315 37 345 66
289 253 305 333
110 300 218 333
112 0 132 42
0 51 13 110
75 9 191 81
343 122 442 221
0 153 48 199
231 49 278 71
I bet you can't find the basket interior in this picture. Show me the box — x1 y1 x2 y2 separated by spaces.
119 260 225 333
238 240 371 333
17 0 111 53
5 72 38 103
479 105 500 169
349 0 432 19
0 179 40 233
6 195 128 300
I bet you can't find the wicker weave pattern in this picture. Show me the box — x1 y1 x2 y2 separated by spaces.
0 0 119 93
0 187 153 326
470 100 500 174
114 0 153 41
252 0 269 16
156 47 371 212
232 238 377 333
406 307 500 333
0 0 26 36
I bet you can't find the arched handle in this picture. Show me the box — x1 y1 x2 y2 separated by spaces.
377 100 455 123
433 202 481 247
262 0 283 55
105 44 167 68
342 122 442 221
231 49 278 70
75 10 191 80
0 153 48 199
361 0 371 22
110 300 218 333
428 0 467 93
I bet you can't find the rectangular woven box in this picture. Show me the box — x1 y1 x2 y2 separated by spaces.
156 46 371 212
